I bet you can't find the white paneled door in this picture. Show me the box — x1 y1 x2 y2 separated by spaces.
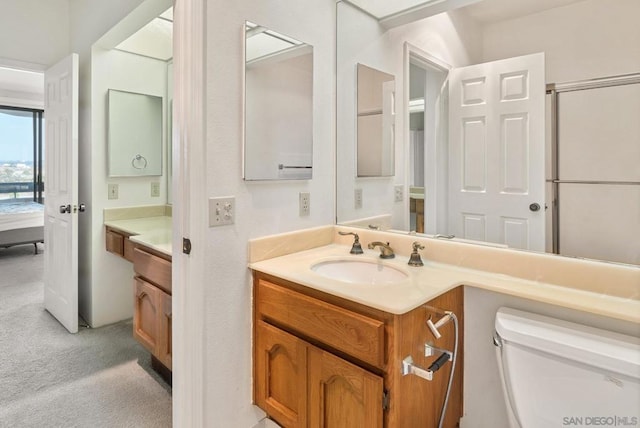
448 53 545 251
44 54 79 333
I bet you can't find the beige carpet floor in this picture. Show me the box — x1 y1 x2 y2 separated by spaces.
0 244 172 428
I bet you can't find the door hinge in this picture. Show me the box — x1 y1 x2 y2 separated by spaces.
382 390 390 411
182 237 192 255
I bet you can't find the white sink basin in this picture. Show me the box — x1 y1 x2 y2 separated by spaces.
311 259 408 285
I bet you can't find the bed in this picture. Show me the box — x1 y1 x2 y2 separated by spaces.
0 201 44 254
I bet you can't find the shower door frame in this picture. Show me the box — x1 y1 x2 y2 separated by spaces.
546 72 640 255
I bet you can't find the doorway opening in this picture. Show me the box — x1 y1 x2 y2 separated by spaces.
406 46 449 235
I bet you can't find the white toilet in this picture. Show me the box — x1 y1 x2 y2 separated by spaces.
494 307 640 428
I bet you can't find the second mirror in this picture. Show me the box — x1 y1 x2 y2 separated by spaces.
244 21 314 180
357 63 395 177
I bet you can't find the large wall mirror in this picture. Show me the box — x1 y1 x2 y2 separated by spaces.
336 0 640 266
108 89 163 177
244 21 314 180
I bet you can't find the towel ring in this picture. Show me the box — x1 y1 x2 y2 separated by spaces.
132 154 148 170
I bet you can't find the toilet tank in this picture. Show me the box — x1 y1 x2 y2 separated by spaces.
495 307 640 428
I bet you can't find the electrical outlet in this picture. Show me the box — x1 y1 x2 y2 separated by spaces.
209 196 235 226
108 183 119 200
394 185 404 202
354 188 363 209
151 182 160 197
299 192 310 216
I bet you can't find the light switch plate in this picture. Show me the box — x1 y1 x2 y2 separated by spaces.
299 192 310 216
354 188 363 209
209 196 235 226
108 183 119 200
394 185 404 202
151 182 160 197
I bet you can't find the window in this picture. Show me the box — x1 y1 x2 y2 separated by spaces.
0 106 44 203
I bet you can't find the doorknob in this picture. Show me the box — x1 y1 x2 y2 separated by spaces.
59 204 71 214
75 204 86 213
529 203 541 212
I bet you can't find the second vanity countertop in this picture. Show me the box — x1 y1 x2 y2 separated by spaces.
250 243 640 324
104 216 172 257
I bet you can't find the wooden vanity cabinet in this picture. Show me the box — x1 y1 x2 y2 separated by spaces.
253 272 464 428
307 345 384 427
133 247 172 371
105 226 136 262
256 319 384 428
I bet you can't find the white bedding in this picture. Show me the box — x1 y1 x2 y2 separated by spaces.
0 202 44 233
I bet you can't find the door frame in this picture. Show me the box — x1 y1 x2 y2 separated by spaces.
403 43 450 234
172 0 207 425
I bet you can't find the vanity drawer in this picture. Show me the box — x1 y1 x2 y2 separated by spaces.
105 227 124 256
123 238 136 262
133 247 172 294
256 279 385 368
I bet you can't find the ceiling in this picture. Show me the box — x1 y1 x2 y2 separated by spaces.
115 7 173 61
113 1 589 61
245 22 304 63
459 0 588 24
346 0 588 23
347 0 442 19
0 67 43 97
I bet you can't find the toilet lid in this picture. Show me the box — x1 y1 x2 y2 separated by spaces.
495 307 640 380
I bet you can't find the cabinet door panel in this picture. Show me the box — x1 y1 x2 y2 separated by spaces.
308 346 383 428
255 321 307 428
133 277 160 353
157 292 172 369
105 228 124 255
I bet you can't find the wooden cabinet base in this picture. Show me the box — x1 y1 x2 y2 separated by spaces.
253 272 464 427
151 355 172 386
130 243 172 373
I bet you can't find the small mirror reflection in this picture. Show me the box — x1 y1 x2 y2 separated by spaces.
244 21 313 180
108 89 163 177
356 63 395 177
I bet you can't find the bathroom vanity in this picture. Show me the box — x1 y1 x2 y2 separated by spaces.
104 211 172 379
131 244 172 373
252 257 464 427
250 225 639 428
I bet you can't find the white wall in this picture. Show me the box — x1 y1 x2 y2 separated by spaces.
0 67 44 109
337 2 482 230
84 48 168 327
70 0 158 327
481 0 640 83
69 0 173 327
201 0 335 425
0 0 70 68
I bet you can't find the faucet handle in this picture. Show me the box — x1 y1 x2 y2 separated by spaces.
408 241 425 267
338 231 364 254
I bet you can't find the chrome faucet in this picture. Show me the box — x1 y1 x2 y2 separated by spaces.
408 242 425 267
338 231 364 254
368 241 395 259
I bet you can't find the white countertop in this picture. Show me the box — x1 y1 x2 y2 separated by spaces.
104 216 172 256
250 244 640 323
